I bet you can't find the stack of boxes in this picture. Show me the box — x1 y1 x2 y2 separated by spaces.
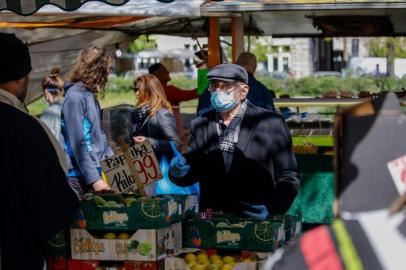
67 193 199 270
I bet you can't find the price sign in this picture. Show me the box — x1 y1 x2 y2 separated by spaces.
387 154 406 195
101 140 162 194
128 141 162 186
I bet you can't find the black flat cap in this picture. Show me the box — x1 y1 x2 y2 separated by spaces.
207 63 248 84
0 33 32 83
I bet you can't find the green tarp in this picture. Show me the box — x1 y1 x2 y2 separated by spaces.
288 153 335 224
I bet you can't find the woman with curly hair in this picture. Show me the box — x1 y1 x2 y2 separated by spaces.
61 45 113 195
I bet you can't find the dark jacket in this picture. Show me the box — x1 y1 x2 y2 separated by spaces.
0 102 79 270
61 82 113 185
197 72 276 115
131 108 179 160
170 101 300 215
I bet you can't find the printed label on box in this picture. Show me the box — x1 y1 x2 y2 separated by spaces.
216 230 241 243
387 155 406 194
103 211 129 225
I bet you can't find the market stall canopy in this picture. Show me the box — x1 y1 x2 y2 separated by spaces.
201 0 406 36
0 0 180 16
0 0 203 105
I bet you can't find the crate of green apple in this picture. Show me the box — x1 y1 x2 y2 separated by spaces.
70 222 182 261
74 193 198 231
183 215 301 252
165 250 261 270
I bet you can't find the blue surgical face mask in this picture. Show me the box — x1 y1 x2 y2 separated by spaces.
210 91 238 112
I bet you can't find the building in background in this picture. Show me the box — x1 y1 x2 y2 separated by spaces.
118 35 406 79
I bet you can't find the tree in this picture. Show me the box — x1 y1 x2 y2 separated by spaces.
128 35 157 53
247 36 273 62
368 37 406 58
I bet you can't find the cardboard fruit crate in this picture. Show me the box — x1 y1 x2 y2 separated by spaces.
46 230 69 257
164 250 268 270
124 260 164 270
245 220 284 252
67 260 164 270
70 223 181 261
76 194 199 231
283 215 302 243
77 194 176 231
183 215 299 252
183 218 248 250
159 195 199 223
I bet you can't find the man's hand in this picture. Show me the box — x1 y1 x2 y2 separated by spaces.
243 204 269 220
169 155 190 178
92 179 110 191
133 136 146 143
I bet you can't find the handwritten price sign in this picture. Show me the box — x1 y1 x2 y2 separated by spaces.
387 155 406 195
101 140 162 194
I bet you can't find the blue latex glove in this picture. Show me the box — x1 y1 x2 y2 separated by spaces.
169 155 190 178
243 204 269 220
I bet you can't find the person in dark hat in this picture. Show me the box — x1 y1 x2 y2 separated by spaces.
0 33 79 270
197 52 276 115
168 63 300 219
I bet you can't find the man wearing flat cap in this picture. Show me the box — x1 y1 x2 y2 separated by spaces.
169 63 300 219
0 33 78 270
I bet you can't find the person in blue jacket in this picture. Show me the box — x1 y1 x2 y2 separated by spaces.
61 45 114 195
40 67 64 141
197 52 276 115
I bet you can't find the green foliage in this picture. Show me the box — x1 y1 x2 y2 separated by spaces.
255 75 406 97
368 37 406 58
169 75 197 90
128 35 157 53
292 136 334 147
27 99 48 117
105 77 134 92
247 37 272 62
29 76 406 117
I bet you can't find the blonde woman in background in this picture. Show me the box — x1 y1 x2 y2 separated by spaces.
130 74 179 160
131 74 200 195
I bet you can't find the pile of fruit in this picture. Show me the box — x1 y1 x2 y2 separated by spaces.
84 193 139 208
183 251 257 270
293 143 318 154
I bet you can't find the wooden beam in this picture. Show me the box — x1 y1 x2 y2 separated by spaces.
208 17 221 68
232 16 244 63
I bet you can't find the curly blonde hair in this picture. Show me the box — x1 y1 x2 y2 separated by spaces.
69 45 111 94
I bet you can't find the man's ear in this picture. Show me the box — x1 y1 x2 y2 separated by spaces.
241 84 249 99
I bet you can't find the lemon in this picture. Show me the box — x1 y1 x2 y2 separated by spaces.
242 258 252 263
212 260 223 268
220 264 232 270
185 253 197 264
103 232 116 240
210 254 222 263
208 264 220 270
222 256 234 264
197 252 209 263
117 233 130 240
191 263 206 270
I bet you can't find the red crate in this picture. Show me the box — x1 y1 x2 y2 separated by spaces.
67 260 99 270
124 261 164 270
